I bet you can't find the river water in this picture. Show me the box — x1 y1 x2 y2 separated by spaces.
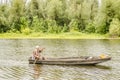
0 39 120 80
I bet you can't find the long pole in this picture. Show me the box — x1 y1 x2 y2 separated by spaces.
34 58 38 64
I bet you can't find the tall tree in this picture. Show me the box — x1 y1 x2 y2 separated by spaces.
9 0 25 31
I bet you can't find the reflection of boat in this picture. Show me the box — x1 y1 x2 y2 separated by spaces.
95 65 111 69
29 56 111 65
29 64 42 80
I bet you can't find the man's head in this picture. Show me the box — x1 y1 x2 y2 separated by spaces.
35 46 40 49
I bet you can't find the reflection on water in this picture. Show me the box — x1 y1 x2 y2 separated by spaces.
95 65 111 70
29 64 42 80
28 64 113 80
0 64 113 80
0 39 120 80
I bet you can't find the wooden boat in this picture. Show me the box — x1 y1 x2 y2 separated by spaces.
29 56 111 65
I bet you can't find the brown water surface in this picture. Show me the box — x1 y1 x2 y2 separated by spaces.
0 39 120 80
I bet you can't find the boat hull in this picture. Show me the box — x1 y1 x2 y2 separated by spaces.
29 56 111 65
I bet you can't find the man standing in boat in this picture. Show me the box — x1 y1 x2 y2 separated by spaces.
32 46 45 60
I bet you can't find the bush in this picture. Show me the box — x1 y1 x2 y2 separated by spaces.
46 19 62 33
21 27 31 35
85 23 95 33
109 18 120 37
62 24 69 32
31 17 47 32
96 23 107 34
69 19 79 32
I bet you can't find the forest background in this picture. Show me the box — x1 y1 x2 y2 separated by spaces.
0 0 120 38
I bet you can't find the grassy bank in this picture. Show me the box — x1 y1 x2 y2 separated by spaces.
0 32 114 39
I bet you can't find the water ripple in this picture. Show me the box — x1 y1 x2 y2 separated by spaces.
0 39 120 80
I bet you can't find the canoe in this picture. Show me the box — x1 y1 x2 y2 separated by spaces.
28 56 111 65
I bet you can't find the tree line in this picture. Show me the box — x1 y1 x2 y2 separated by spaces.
0 0 120 36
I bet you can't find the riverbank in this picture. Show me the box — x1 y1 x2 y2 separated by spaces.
0 32 119 39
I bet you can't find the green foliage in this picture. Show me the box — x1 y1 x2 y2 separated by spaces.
29 0 40 17
85 23 95 33
69 19 79 32
109 18 120 37
20 17 31 35
0 0 120 37
31 16 46 32
46 19 62 33
62 24 69 32
0 5 10 32
0 0 98 34
21 27 31 35
95 0 120 34
9 0 25 32
45 0 63 20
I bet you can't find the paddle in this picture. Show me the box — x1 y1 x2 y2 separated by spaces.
34 58 38 64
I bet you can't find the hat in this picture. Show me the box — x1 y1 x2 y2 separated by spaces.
35 46 40 49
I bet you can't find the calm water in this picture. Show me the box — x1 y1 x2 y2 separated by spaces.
0 39 120 80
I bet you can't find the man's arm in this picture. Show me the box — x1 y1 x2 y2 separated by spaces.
39 48 45 52
33 49 40 58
